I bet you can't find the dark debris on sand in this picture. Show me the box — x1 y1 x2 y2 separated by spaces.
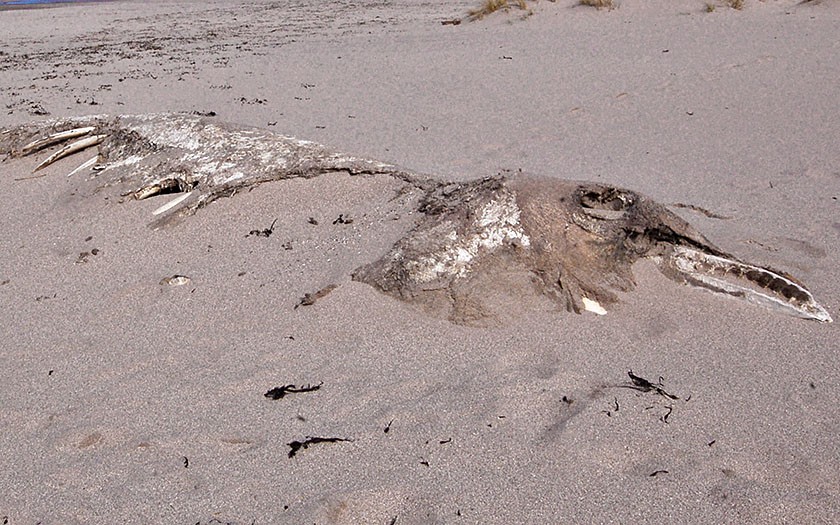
264 382 323 400
287 436 352 458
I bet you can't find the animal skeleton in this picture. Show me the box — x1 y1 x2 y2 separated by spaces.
1 114 831 323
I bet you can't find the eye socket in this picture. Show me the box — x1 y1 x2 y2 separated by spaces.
578 187 634 211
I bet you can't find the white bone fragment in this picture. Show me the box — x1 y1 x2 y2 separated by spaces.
21 126 95 156
66 156 98 177
582 297 607 315
152 192 193 216
34 134 106 171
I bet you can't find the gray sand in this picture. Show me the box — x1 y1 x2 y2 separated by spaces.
1 1 838 523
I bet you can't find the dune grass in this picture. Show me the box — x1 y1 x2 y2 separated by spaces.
705 0 745 11
468 0 529 20
579 0 614 9
468 0 615 20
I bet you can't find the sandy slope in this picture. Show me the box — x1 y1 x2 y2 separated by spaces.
1 1 838 523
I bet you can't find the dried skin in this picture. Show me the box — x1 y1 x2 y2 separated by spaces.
352 175 727 323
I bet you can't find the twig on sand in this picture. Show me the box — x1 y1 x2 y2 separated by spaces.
670 202 731 220
294 284 338 309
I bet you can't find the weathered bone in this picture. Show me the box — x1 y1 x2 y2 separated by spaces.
33 134 106 171
66 155 98 177
581 297 607 315
152 192 194 216
1 114 831 324
21 126 95 156
133 177 194 201
667 246 832 322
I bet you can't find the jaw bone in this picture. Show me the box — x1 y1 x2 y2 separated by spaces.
0 113 831 324
665 246 832 322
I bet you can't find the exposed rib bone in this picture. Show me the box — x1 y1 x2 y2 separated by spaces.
669 246 832 322
66 155 98 177
152 192 193 216
21 126 95 156
33 134 106 172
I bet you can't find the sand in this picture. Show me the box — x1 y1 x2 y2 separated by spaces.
0 0 838 523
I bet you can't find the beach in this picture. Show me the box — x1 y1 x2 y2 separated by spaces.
1 1 838 523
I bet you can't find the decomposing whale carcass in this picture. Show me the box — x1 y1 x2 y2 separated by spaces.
0 114 831 324
352 176 831 324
